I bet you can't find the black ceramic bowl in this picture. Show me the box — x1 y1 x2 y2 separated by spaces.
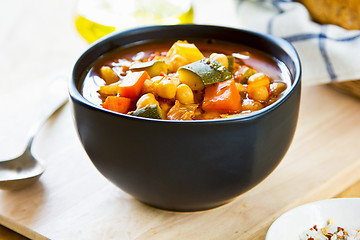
69 25 301 211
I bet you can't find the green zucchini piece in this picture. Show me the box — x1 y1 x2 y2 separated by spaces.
178 58 232 90
178 67 204 90
131 104 164 119
227 55 235 73
243 67 257 79
236 66 257 84
130 60 168 77
242 67 257 84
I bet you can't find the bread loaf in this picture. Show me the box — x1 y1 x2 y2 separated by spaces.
298 0 360 30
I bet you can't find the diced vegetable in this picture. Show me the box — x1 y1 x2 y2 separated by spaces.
118 71 150 99
178 58 232 90
209 53 228 68
166 40 204 71
98 83 119 96
235 82 246 94
227 56 235 73
129 60 168 77
159 100 173 113
102 96 132 114
136 93 159 110
270 82 287 96
142 76 164 94
234 66 257 84
131 104 165 119
100 66 119 85
86 39 289 121
167 100 198 120
156 78 178 99
242 99 264 112
209 53 235 72
202 79 242 113
243 67 257 80
167 55 188 73
248 72 269 85
247 73 271 101
167 40 204 63
178 67 204 90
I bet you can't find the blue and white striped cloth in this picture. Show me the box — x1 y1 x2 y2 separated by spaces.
235 0 360 85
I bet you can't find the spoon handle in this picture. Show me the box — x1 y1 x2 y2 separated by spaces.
26 77 69 152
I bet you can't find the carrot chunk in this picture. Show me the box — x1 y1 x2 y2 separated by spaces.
118 71 150 99
102 96 132 114
202 79 241 113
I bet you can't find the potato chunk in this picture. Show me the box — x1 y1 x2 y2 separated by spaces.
166 40 204 72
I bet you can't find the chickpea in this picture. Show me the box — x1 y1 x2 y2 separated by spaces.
100 66 119 85
98 83 119 96
249 85 269 101
247 72 271 101
136 93 159 110
209 53 228 68
176 84 195 104
248 72 267 84
157 78 178 99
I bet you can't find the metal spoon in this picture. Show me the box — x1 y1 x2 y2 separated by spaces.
0 78 68 190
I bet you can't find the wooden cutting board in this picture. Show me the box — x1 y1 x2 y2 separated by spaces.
1 84 360 240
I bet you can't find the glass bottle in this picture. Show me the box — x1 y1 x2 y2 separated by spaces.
74 0 194 43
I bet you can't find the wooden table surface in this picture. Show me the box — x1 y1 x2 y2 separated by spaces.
2 177 360 240
1 0 360 239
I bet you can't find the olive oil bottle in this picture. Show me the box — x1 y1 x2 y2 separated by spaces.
74 0 194 43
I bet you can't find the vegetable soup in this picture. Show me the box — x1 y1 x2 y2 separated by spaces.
81 39 292 120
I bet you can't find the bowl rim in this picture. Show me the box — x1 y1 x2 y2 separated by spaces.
69 24 302 123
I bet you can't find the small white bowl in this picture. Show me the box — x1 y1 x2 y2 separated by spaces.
266 198 360 240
